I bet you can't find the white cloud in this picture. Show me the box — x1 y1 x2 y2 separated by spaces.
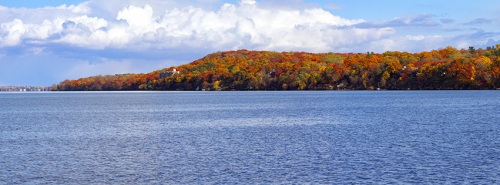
240 0 257 5
1 1 497 55
7 0 492 55
0 19 25 46
116 4 155 33
0 1 371 52
54 3 92 14
406 35 427 41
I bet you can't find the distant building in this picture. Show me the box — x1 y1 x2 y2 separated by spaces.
160 69 180 78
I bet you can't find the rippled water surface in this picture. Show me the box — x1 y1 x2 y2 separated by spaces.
1 91 499 184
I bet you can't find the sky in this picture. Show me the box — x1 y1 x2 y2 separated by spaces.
0 0 499 86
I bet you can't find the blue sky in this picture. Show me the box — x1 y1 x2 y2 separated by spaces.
0 0 499 86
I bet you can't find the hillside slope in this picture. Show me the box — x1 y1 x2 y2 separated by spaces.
54 46 500 91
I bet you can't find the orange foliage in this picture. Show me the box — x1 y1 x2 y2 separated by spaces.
56 46 500 91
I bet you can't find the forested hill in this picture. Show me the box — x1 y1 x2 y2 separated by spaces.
54 46 500 91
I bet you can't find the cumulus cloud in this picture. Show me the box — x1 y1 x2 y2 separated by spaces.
0 19 25 46
0 0 373 52
2 1 499 55
4 1 493 55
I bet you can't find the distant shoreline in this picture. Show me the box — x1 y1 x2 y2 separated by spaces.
0 86 52 92
2 89 499 93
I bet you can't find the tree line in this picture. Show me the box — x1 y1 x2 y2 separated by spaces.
54 45 500 91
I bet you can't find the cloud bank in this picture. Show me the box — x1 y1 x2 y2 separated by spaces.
0 0 499 85
1 1 368 52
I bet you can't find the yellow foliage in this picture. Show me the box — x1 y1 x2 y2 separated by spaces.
213 80 221 90
474 56 492 71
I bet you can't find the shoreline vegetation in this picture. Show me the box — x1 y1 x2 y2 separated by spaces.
53 45 500 91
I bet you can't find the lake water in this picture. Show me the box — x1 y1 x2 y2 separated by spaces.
1 91 499 184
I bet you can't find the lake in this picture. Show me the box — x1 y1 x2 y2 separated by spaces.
1 91 499 184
